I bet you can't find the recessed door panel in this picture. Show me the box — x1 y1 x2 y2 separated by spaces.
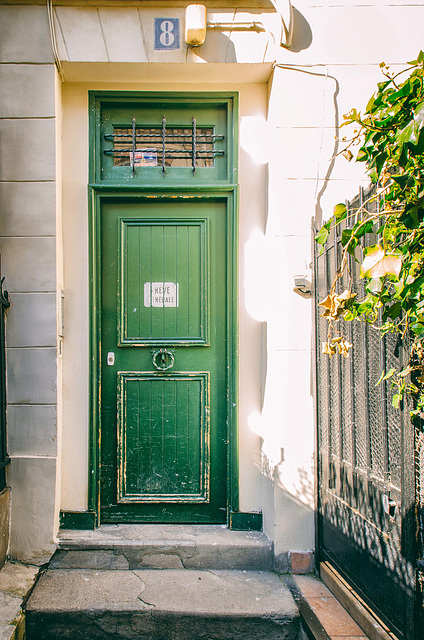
118 372 209 503
120 219 208 345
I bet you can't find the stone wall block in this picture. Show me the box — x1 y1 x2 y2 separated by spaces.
0 119 55 182
0 238 55 293
0 182 56 238
7 293 56 348
0 6 54 63
6 348 57 405
8 457 57 564
0 64 55 118
7 405 57 458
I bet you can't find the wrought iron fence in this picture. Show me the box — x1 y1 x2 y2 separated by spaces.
0 265 9 493
314 184 422 638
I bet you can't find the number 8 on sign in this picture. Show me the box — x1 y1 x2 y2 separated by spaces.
160 21 175 46
154 18 180 50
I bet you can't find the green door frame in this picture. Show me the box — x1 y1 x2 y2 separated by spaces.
85 92 240 528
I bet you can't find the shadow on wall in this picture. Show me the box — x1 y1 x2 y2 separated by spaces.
260 448 314 510
260 448 315 572
290 8 313 53
194 30 237 63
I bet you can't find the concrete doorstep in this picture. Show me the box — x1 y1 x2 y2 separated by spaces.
25 568 302 640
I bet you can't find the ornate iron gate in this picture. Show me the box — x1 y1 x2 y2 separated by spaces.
314 186 423 639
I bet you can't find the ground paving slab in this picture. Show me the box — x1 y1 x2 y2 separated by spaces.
0 561 39 640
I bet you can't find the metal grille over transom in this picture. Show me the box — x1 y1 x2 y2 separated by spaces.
104 116 225 174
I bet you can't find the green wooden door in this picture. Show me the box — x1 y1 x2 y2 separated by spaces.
100 198 228 523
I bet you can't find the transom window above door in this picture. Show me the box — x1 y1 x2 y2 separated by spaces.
92 94 235 185
106 120 222 171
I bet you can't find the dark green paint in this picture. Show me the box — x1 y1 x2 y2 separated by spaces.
229 511 263 531
60 511 97 530
118 372 209 502
119 218 208 346
89 93 239 526
89 92 237 187
101 198 228 523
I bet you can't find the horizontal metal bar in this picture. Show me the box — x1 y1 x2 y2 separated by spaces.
105 133 224 141
104 150 224 157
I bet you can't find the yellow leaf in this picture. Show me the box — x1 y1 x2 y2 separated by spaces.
337 339 352 357
337 289 357 303
318 294 333 310
319 290 357 320
322 341 336 357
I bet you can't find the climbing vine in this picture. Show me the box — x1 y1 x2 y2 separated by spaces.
316 52 424 415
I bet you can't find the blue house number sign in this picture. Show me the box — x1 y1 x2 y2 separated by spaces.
154 18 180 50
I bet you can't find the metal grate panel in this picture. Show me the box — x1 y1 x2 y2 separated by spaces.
313 183 417 639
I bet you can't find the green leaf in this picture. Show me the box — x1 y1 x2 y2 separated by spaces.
393 282 405 296
365 93 376 112
346 237 359 258
407 52 424 65
354 219 374 239
395 102 424 146
315 226 329 246
375 370 386 386
367 278 383 293
392 174 410 189
411 322 424 335
392 393 401 409
333 203 347 221
356 148 368 163
341 228 353 247
376 367 396 386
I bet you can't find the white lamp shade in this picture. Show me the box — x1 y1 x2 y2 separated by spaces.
185 4 207 46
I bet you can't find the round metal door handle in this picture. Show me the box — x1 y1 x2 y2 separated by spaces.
152 348 175 371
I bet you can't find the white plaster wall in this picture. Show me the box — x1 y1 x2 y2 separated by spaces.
262 1 424 557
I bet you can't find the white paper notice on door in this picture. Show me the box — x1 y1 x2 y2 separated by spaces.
144 282 179 307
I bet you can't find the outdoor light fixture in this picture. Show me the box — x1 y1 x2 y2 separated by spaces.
185 4 207 47
293 275 312 299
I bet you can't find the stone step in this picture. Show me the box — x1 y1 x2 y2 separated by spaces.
53 524 274 571
25 568 302 640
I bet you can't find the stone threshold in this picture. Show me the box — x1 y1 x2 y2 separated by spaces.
55 524 275 571
0 561 40 640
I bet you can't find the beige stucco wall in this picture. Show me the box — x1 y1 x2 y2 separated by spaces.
2 0 424 562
